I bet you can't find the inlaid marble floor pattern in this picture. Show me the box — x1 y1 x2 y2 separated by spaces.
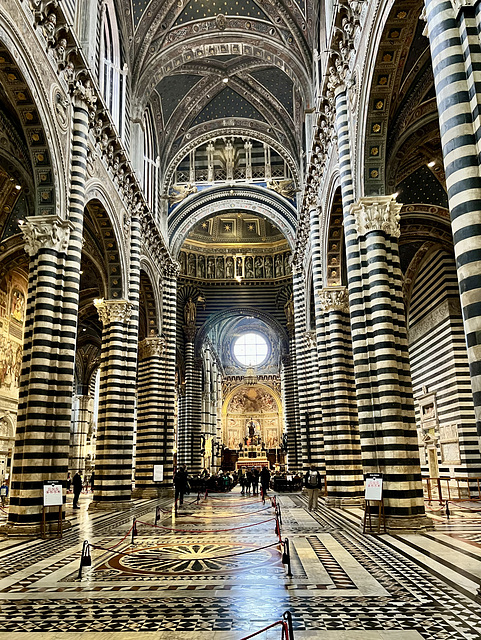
0 489 481 639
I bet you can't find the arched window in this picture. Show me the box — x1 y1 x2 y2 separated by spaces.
143 109 159 217
99 0 125 136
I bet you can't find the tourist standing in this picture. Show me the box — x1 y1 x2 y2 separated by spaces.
173 465 189 506
72 471 82 509
304 465 321 511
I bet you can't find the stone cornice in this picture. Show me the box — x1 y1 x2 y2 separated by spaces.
350 197 402 239
21 215 75 256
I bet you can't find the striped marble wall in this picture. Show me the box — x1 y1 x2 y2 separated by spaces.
409 249 481 479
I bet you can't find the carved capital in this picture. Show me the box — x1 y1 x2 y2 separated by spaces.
21 215 74 256
94 299 133 326
318 287 350 313
72 78 97 110
138 336 166 360
184 325 197 342
281 354 291 367
304 331 316 349
164 260 181 279
350 196 402 239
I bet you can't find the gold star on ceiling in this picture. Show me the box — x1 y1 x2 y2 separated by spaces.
224 224 231 231
201 222 208 229
248 224 255 231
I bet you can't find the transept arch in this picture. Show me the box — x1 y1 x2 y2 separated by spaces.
169 184 297 257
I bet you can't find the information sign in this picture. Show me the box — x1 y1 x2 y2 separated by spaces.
365 473 383 501
43 481 63 506
153 465 164 482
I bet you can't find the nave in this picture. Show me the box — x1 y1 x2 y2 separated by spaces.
1 490 481 639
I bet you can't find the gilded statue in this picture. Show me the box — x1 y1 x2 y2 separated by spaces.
266 179 296 199
169 183 198 204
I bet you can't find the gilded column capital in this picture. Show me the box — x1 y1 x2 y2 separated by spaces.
21 215 75 256
350 196 402 239
94 299 133 325
318 286 350 313
183 325 197 342
138 336 165 360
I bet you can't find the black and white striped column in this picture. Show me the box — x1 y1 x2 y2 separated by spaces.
69 395 93 476
349 197 428 529
292 264 310 468
307 205 326 476
134 336 168 495
91 299 135 509
318 287 363 504
178 325 196 468
4 83 92 533
424 0 481 438
159 264 177 484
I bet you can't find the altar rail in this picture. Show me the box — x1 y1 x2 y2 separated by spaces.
422 475 481 504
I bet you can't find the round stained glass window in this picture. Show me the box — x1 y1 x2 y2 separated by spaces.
233 333 269 367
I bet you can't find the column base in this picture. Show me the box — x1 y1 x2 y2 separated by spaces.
131 486 173 499
382 513 434 534
0 519 72 537
89 500 133 512
324 495 364 508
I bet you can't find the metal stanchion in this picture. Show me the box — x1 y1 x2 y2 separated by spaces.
282 538 292 577
131 518 137 544
77 540 92 580
283 611 294 639
155 505 161 525
445 500 450 518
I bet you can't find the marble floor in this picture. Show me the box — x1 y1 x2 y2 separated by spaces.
1 489 481 639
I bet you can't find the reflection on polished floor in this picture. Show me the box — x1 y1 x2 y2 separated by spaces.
1 488 481 639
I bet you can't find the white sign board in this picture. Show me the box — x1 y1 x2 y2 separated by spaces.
286 475 293 482
153 465 164 482
365 474 383 501
43 481 63 506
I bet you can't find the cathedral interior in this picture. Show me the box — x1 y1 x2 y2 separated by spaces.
1 0 481 637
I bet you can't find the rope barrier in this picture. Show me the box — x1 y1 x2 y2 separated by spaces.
89 522 135 552
135 516 277 534
115 539 282 560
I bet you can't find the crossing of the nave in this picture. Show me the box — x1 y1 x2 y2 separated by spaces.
1 490 481 638
3 0 481 637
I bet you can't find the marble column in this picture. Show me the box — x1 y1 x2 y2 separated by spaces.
4 80 93 534
318 287 363 505
349 197 430 530
69 395 93 476
134 336 170 496
90 300 135 510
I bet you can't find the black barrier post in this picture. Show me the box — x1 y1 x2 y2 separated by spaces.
131 518 137 544
197 490 201 504
77 540 92 580
155 506 161 525
445 500 450 518
277 504 282 525
282 538 292 577
283 611 294 639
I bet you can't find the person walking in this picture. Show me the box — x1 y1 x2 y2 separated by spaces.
173 465 189 506
72 471 82 509
304 465 321 511
260 465 270 500
252 468 259 495
245 469 253 495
